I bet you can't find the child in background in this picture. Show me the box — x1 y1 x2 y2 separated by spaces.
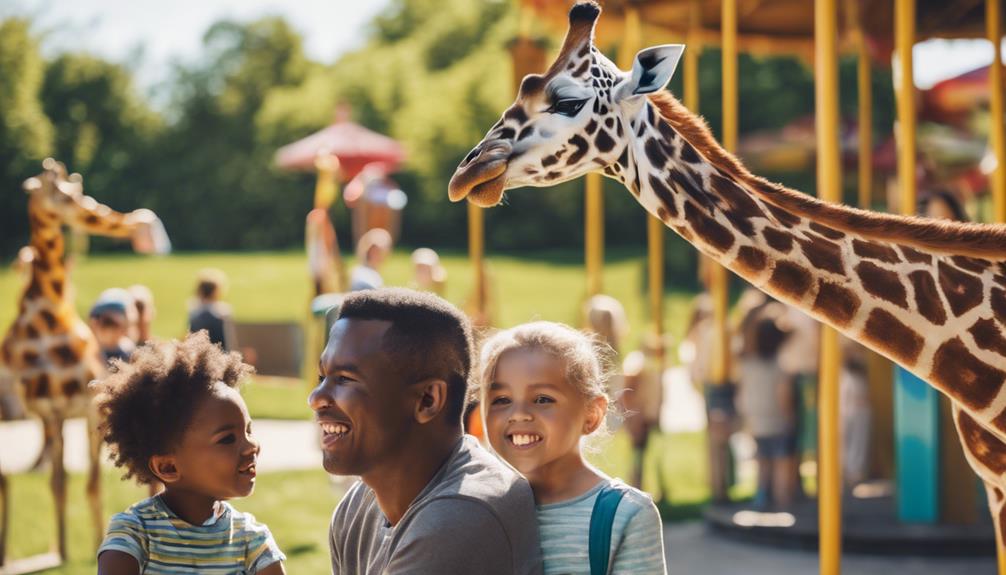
410 247 447 296
350 228 392 291
89 288 137 364
188 268 237 351
127 284 156 346
480 321 666 575
736 315 798 509
93 332 285 574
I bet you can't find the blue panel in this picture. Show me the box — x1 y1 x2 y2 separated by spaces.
894 366 940 523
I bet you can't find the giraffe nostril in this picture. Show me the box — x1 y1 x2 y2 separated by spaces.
463 147 481 166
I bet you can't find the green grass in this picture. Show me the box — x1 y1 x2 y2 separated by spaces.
5 430 724 573
4 469 341 574
0 248 696 352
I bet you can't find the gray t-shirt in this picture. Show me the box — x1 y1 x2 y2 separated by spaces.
329 435 543 575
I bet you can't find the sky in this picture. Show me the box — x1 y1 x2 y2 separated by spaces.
0 0 999 92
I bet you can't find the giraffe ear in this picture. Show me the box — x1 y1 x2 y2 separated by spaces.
616 44 685 100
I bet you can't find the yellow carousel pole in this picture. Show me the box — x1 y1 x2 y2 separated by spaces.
990 0 1006 225
989 5 1006 573
896 0 918 217
584 0 606 297
857 24 873 210
815 0 843 573
713 0 735 389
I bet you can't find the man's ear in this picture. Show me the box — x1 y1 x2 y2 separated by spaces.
149 455 180 484
582 396 608 435
614 44 685 101
414 378 449 424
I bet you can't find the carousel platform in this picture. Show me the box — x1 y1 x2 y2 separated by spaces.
704 490 996 556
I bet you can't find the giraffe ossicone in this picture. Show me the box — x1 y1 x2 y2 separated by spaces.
451 0 1006 547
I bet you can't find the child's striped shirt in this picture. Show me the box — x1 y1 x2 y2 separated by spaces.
98 495 284 574
536 479 666 574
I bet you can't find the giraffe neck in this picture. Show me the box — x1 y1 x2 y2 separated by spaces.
24 201 70 310
606 92 1006 440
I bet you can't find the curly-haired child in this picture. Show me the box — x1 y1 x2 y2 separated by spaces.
93 331 285 575
479 321 666 575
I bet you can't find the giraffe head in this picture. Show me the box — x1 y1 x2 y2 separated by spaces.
22 158 168 254
448 1 683 207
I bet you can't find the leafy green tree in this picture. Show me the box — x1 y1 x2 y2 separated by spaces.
0 18 53 255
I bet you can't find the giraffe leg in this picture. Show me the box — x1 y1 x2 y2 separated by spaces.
45 415 68 561
86 408 103 551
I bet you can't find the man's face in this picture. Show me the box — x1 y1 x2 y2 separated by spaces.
309 318 412 476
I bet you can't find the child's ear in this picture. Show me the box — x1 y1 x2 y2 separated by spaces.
149 455 180 484
613 44 685 102
413 378 448 424
582 396 608 435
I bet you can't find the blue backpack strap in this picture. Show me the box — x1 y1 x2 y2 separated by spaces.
589 483 629 575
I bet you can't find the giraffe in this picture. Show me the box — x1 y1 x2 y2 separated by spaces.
450 0 1006 547
0 158 164 564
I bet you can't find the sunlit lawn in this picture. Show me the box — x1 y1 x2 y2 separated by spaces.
0 248 697 352
1 249 720 571
5 430 720 573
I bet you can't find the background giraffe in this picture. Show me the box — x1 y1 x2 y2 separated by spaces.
450 0 1006 548
0 158 165 564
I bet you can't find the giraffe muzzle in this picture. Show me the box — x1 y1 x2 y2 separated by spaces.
448 140 513 207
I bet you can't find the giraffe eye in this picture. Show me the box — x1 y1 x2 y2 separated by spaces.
549 98 588 117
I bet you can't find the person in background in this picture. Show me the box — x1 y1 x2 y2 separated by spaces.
188 268 238 351
90 288 137 365
410 248 447 296
128 284 156 346
350 228 392 292
736 313 798 509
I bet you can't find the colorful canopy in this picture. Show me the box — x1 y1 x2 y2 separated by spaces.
274 120 405 181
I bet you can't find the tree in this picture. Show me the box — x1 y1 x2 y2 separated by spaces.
0 18 53 255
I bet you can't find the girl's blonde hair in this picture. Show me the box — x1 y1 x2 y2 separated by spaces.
478 321 613 430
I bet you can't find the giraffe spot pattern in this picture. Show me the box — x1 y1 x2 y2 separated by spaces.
51 279 63 296
863 308 924 365
657 207 669 222
679 142 700 164
768 260 813 299
496 128 515 140
572 59 590 77
952 255 989 275
710 173 763 223
765 203 802 227
809 222 845 240
504 106 528 124
899 245 934 266
798 235 844 275
957 411 1006 476
856 261 909 309
604 117 615 129
542 154 559 168
931 336 1003 411
595 129 615 153
992 288 1006 325
813 280 861 328
566 135 590 165
969 318 1006 357
649 175 678 219
684 201 734 253
585 119 598 135
669 169 712 210
762 228 794 253
53 344 77 367
644 138 667 167
734 246 768 274
908 270 948 326
851 239 901 264
62 378 82 396
938 261 983 317
517 125 534 141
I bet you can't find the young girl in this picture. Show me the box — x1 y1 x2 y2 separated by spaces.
479 321 666 574
93 332 285 574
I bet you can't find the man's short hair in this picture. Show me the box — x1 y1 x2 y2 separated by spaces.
337 288 473 424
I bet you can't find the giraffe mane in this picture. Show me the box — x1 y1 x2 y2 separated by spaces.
648 91 1006 260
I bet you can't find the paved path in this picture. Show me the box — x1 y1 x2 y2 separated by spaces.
2 418 996 573
0 418 320 474
663 521 996 574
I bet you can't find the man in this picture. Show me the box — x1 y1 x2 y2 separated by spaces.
310 288 542 574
